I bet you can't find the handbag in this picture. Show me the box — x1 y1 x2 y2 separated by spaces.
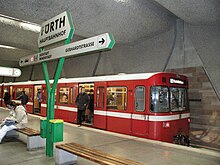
5 119 16 126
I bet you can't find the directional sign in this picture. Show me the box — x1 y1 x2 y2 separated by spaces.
0 66 21 77
38 11 74 48
20 33 115 67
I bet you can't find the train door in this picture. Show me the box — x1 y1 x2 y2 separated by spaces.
40 84 48 117
68 83 78 123
33 85 42 114
94 82 107 129
78 83 94 126
131 83 149 137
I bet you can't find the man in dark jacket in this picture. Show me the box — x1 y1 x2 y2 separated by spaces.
17 91 28 110
75 87 90 127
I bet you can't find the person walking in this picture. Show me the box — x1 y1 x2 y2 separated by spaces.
75 87 90 127
0 101 28 143
36 89 42 113
17 91 28 109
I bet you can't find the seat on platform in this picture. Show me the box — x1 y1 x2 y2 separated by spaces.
56 142 144 165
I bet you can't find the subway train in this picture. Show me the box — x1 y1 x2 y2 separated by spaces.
0 72 190 145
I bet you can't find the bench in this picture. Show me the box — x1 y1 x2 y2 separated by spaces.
56 142 144 165
6 127 46 150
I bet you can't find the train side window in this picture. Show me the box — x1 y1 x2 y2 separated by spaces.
42 87 57 103
150 86 169 112
107 87 127 110
135 86 145 112
16 88 23 98
59 87 69 104
24 87 32 101
42 87 47 103
70 86 77 106
96 87 104 108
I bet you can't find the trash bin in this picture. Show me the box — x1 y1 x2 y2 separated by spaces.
40 118 47 138
49 119 64 142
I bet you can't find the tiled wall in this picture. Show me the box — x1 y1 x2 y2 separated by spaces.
167 67 220 149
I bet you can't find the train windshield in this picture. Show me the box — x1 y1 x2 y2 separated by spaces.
170 87 187 112
150 86 188 113
150 86 169 112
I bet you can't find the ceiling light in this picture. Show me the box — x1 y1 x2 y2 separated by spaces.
0 44 17 49
114 0 129 3
0 14 41 33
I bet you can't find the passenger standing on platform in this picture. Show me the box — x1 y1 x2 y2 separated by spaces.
3 91 11 106
75 87 90 127
17 91 28 110
88 89 94 123
37 89 42 110
0 101 27 143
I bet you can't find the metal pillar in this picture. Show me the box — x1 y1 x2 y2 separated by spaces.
40 39 69 157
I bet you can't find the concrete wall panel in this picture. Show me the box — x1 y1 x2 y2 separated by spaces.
186 25 220 99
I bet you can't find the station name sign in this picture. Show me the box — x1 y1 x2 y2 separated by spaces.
38 11 74 48
20 33 115 66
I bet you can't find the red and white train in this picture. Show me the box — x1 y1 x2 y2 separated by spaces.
0 72 190 144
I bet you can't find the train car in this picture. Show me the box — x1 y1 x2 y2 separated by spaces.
0 72 190 144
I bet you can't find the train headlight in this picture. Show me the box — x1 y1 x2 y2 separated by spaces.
163 122 170 128
188 118 191 123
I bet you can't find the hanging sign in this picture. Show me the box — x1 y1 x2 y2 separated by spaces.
0 66 21 77
20 33 115 66
38 11 74 48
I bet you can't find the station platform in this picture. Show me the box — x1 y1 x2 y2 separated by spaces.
0 107 219 165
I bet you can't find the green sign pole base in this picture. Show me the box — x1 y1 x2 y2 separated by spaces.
43 57 65 157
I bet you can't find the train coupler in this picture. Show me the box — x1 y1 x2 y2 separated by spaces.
173 134 190 146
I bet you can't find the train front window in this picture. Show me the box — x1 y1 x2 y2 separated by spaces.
107 87 127 110
170 87 187 112
150 86 169 112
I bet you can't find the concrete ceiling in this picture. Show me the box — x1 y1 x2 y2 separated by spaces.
0 0 219 67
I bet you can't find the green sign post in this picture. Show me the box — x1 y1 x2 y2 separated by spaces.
39 11 74 157
19 11 115 157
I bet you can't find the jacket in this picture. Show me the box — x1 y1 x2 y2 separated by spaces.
75 92 90 111
17 94 28 105
14 105 28 129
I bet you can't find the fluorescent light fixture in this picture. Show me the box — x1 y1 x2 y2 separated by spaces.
114 0 129 3
0 66 21 77
0 44 17 49
0 14 41 33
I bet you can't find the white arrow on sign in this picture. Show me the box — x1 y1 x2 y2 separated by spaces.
20 33 115 67
0 66 21 77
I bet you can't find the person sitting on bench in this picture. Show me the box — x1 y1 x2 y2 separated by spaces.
0 101 28 143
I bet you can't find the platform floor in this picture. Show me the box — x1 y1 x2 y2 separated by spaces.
0 108 219 165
